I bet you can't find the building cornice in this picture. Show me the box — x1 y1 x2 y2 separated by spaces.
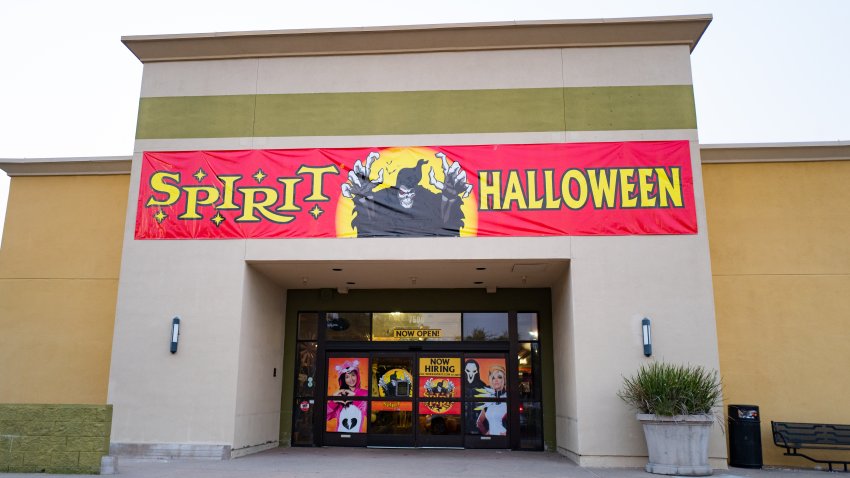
3 142 846 177
122 15 712 63
0 156 133 177
700 142 850 164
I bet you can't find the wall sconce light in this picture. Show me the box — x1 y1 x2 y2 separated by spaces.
170 317 180 354
642 317 652 357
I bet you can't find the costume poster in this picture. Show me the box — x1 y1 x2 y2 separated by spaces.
135 141 697 239
419 357 461 415
326 357 368 433
464 357 508 436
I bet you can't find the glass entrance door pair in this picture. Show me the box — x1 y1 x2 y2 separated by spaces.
324 352 508 448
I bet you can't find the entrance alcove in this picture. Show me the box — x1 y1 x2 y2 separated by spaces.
244 258 570 452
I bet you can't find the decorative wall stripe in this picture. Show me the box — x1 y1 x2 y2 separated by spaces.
136 85 695 140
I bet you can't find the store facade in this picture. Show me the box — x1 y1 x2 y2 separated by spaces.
104 15 723 465
0 14 751 469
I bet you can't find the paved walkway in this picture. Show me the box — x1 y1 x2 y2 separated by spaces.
3 448 837 478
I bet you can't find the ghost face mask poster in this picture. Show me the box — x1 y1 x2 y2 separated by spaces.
326 357 368 433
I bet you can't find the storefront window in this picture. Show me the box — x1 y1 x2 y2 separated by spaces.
519 401 543 450
293 313 319 446
462 312 509 341
518 342 539 400
517 312 539 341
296 342 318 397
298 311 544 449
292 400 315 445
372 312 461 341
370 401 413 435
297 313 318 340
418 405 461 436
325 313 371 341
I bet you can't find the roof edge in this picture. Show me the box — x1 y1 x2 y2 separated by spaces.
700 141 850 164
0 156 133 177
122 14 713 63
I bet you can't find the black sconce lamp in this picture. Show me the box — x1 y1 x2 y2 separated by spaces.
170 317 181 354
642 317 652 357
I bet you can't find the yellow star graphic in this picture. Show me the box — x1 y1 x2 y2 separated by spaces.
211 213 225 227
253 169 267 183
193 168 207 182
154 209 167 224
309 204 324 219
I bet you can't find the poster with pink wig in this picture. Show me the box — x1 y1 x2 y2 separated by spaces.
326 357 369 433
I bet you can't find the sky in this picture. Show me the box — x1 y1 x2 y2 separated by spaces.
0 0 849 243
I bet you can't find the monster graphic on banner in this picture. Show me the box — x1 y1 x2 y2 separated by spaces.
340 151 473 237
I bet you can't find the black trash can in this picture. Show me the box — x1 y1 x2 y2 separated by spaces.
728 404 763 468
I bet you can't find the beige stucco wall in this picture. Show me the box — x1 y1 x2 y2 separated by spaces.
0 175 128 404
705 159 850 468
566 140 723 466
232 266 286 457
550 266 579 459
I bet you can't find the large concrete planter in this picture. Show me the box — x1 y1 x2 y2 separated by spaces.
637 414 714 476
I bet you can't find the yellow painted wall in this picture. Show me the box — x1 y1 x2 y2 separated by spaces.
704 160 850 468
0 175 129 404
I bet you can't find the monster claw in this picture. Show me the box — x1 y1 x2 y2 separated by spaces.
365 152 379 172
456 170 467 185
429 167 445 190
348 170 362 187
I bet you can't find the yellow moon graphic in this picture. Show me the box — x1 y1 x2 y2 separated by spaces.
336 147 478 237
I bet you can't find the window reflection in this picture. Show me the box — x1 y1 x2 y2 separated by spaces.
519 401 544 450
517 312 539 341
326 313 371 341
463 313 508 341
298 313 318 340
296 342 318 397
292 400 315 445
371 401 413 435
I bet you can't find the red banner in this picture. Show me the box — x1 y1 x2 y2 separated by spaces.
135 141 696 239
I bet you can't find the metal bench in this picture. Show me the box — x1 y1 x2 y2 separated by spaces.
772 421 850 472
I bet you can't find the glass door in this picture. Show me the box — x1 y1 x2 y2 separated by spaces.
323 354 370 446
367 353 416 447
463 354 510 449
416 354 463 447
322 351 511 448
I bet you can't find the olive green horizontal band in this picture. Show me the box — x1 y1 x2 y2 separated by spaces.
136 85 696 139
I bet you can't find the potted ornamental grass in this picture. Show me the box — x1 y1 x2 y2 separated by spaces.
619 362 722 476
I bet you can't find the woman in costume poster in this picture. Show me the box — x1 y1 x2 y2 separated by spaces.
464 357 508 436
476 363 508 436
326 358 368 433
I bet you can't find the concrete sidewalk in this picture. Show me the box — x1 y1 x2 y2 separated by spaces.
3 448 836 478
